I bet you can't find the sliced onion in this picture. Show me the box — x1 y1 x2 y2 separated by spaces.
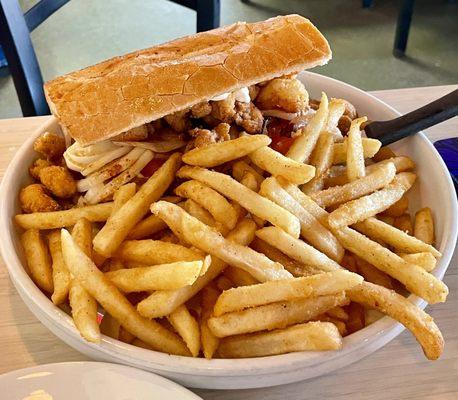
261 109 298 120
81 146 132 176
291 109 316 131
113 139 186 153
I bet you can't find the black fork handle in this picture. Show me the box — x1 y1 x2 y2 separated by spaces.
365 89 458 146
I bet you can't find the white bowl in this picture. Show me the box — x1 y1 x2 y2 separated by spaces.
1 72 457 390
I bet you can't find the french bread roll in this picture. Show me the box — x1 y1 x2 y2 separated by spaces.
44 14 331 145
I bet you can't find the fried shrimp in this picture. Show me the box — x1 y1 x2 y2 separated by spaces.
39 166 77 198
234 102 264 134
256 78 309 113
29 159 52 180
165 110 191 132
33 132 66 160
19 184 61 213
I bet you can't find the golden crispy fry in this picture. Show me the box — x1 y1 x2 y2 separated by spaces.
255 226 342 272
328 172 416 229
113 183 136 212
175 180 238 230
177 166 300 238
223 266 258 287
354 256 393 289
21 229 53 293
201 284 220 359
398 252 437 272
209 293 348 337
346 117 367 182
332 138 381 165
249 146 315 184
183 134 271 167
287 92 329 163
116 239 204 265
183 199 230 236
348 282 444 360
69 218 100 343
61 229 189 355
100 312 121 340
311 162 396 208
48 230 70 304
218 322 342 358
167 304 200 357
213 270 361 316
106 260 203 292
378 215 395 226
414 207 435 245
260 177 344 262
302 132 334 193
373 146 396 162
151 201 291 281
127 215 167 240
354 217 441 257
15 202 113 230
251 238 322 277
332 226 448 304
216 275 235 291
326 305 349 321
344 302 365 334
324 99 346 141
136 219 257 318
382 195 409 218
93 153 181 257
393 213 413 234
232 160 264 187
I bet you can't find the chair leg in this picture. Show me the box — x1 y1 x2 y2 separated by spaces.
196 0 220 32
362 0 374 8
393 0 416 57
0 0 49 116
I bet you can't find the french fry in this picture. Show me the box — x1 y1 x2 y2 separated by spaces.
354 217 441 257
15 202 114 230
93 153 181 257
251 238 322 277
332 226 448 304
60 229 189 355
21 229 53 293
137 219 257 318
326 305 349 321
249 145 315 184
286 92 329 163
224 266 258 287
382 195 409 217
232 160 264 187
260 177 344 262
182 135 271 167
100 312 121 340
151 201 291 282
346 117 367 181
354 256 393 289
373 146 396 162
216 275 235 291
127 215 167 239
328 172 416 229
116 240 204 264
183 199 230 236
218 322 342 358
48 230 70 304
105 260 203 291
332 138 382 165
175 180 238 230
348 282 444 360
255 226 342 272
378 215 395 226
324 98 346 140
213 270 362 316
177 166 301 238
393 213 413 234
167 304 200 357
345 301 365 334
201 284 220 359
209 293 348 337
414 207 435 245
112 183 136 212
311 162 396 208
69 218 100 343
302 132 334 193
398 252 437 272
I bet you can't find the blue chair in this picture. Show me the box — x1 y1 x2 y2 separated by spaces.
0 0 221 117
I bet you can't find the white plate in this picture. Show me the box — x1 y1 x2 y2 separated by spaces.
0 362 202 400
1 71 457 389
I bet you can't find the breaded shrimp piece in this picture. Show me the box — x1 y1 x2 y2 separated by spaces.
29 158 52 180
33 132 66 160
19 184 61 213
39 166 77 198
211 93 237 122
190 102 212 118
165 110 191 132
188 123 231 149
234 102 264 134
113 125 148 141
256 78 309 113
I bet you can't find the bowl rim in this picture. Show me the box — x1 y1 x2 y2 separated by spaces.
1 71 457 377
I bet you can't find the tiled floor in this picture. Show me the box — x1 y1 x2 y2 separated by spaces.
1 0 457 118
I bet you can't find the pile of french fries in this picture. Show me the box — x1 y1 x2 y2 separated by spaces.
15 93 447 360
